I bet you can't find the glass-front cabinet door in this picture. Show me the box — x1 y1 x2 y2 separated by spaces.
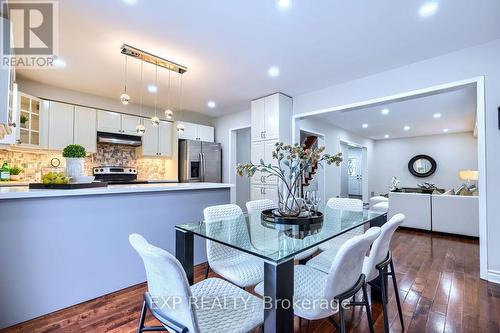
18 93 42 146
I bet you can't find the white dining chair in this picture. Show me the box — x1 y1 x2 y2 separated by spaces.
129 234 264 333
203 204 264 288
306 214 405 332
254 227 381 333
318 197 364 252
246 199 318 261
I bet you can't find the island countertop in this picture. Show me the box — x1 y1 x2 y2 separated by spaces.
0 182 233 200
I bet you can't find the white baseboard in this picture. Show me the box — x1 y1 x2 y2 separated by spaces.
488 269 500 285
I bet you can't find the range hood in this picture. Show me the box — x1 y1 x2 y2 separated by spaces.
97 131 142 146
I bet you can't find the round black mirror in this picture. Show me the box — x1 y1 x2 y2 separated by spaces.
408 155 436 178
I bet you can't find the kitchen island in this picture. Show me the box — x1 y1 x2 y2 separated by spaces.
0 183 232 329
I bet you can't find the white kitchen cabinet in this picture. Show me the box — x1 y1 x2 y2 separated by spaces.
141 119 173 157
158 121 173 156
251 98 266 141
197 124 214 142
251 184 279 204
97 110 121 134
48 102 74 151
141 119 158 156
251 93 292 142
121 114 141 136
73 106 97 153
178 121 214 142
251 139 278 185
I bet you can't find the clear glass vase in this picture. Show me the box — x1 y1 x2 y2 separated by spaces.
277 176 302 217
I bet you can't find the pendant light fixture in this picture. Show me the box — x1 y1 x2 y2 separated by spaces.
135 59 146 136
176 73 185 133
164 68 173 120
151 63 160 127
120 55 130 105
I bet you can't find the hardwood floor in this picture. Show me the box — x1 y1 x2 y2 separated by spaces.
3 229 500 333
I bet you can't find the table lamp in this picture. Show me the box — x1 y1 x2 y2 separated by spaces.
459 170 479 188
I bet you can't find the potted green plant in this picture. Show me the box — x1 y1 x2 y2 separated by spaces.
62 144 87 178
237 142 342 217
9 165 23 181
20 115 28 129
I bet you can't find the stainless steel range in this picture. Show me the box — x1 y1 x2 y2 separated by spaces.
93 166 148 184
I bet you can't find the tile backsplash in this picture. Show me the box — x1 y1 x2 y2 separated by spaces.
0 143 175 182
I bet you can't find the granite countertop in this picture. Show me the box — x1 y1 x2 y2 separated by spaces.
0 183 233 200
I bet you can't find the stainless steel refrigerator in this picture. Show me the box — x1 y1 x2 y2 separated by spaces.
178 140 222 183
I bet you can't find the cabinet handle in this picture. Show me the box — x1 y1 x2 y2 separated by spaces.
263 188 266 195
263 131 266 138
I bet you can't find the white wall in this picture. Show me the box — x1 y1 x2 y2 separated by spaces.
371 132 477 195
297 117 374 203
16 77 214 125
293 39 500 280
213 109 251 183
235 127 251 209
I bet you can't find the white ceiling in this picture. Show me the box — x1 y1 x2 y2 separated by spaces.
17 0 500 117
311 85 477 140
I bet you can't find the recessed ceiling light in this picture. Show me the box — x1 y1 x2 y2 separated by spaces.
419 2 439 17
52 57 66 68
403 125 411 131
443 128 449 133
362 123 368 129
384 134 390 139
123 0 137 5
207 101 216 108
147 84 158 93
268 66 280 77
381 108 390 115
277 0 291 9
433 113 442 118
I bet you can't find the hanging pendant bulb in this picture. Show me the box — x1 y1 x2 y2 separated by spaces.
120 55 130 105
164 68 174 120
164 109 173 120
151 63 160 127
136 59 146 135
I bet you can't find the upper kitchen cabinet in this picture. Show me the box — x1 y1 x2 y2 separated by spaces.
48 101 74 151
121 114 141 136
250 93 292 143
17 92 44 147
140 119 173 157
97 110 121 134
97 110 141 136
178 121 214 142
74 106 97 153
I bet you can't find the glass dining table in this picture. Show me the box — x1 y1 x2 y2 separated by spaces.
175 207 387 333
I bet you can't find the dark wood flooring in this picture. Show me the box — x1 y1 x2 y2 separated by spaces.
3 229 500 333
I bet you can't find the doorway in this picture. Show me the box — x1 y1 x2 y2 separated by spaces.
299 129 326 210
230 127 251 209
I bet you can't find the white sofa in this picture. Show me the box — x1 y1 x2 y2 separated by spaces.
431 195 479 237
388 192 432 230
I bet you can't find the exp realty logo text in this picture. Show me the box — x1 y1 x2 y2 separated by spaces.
1 0 59 69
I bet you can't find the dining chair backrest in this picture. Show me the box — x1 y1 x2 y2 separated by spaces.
129 234 199 333
246 199 275 215
363 213 405 280
203 204 247 262
324 227 381 299
326 197 363 212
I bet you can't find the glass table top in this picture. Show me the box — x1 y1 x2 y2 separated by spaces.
176 207 385 264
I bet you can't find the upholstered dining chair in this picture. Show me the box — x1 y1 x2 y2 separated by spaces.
129 234 264 333
318 197 364 252
254 227 381 333
203 204 264 288
246 199 318 261
307 213 406 332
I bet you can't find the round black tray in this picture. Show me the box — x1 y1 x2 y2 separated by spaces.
261 209 324 225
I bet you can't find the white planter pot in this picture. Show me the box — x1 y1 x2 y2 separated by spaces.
65 158 85 178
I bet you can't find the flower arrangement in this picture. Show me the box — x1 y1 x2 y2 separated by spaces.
237 142 342 217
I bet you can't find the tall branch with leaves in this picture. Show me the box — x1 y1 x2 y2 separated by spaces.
237 142 342 216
